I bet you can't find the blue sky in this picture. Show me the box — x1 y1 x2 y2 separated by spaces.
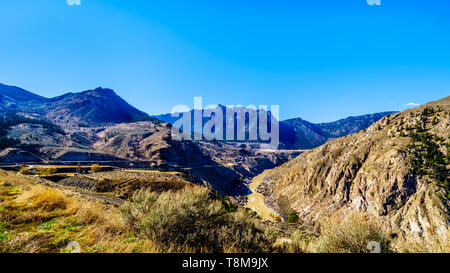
0 0 449 122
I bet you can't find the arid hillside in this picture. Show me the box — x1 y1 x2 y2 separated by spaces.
92 121 300 194
0 170 301 253
0 169 401 253
0 110 299 195
254 96 449 250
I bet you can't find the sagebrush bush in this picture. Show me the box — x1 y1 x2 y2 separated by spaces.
312 214 391 253
120 186 272 253
273 230 311 253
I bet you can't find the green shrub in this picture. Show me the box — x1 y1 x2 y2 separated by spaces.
287 211 299 224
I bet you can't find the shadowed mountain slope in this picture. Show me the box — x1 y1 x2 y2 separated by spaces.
156 107 396 149
0 83 154 127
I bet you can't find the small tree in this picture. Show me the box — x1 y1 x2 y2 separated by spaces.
91 164 102 173
287 211 299 224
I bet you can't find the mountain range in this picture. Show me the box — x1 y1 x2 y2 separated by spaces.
155 106 396 149
0 83 398 194
1 83 396 149
0 83 154 127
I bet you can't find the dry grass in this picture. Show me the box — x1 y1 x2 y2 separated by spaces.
0 170 272 253
311 213 392 253
272 229 317 253
120 185 273 253
0 170 158 253
1 170 445 253
395 230 450 253
28 188 68 211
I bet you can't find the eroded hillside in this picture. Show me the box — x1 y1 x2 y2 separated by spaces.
254 96 449 249
92 122 301 194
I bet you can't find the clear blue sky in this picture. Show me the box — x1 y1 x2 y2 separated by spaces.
0 0 449 122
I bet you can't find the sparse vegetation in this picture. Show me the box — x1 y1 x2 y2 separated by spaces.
0 170 447 253
28 188 68 211
38 167 58 176
120 186 272 253
18 167 32 175
19 167 57 176
396 231 450 253
312 214 391 253
0 111 64 150
275 229 316 253
0 111 65 136
0 170 152 253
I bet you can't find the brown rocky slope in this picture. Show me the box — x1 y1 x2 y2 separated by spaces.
255 96 449 248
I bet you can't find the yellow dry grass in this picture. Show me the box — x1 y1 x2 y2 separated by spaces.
0 170 157 253
395 230 450 253
1 169 446 253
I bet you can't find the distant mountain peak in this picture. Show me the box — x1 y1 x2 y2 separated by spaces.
0 83 154 127
91 87 116 94
154 106 396 150
0 83 47 102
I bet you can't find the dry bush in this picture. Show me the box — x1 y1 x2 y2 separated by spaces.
396 230 450 253
73 203 102 225
220 210 272 253
0 170 33 189
120 185 272 253
28 188 68 211
274 229 316 253
312 213 392 253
